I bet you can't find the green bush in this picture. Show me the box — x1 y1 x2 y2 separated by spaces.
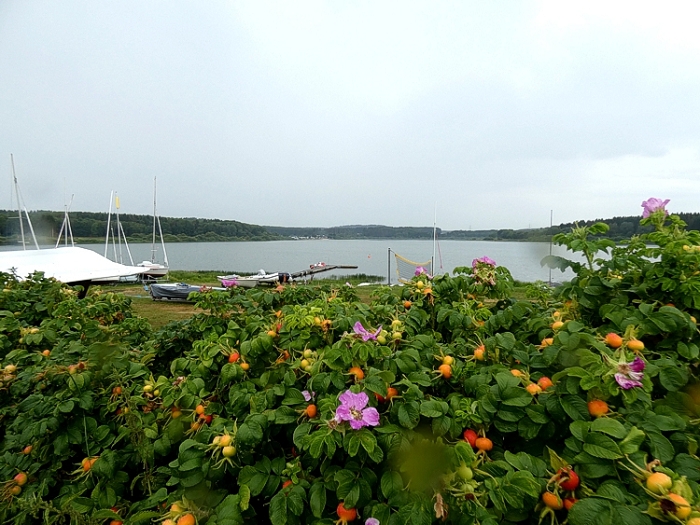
1 200 699 525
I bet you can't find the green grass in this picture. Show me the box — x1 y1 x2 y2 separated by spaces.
95 272 385 329
96 273 536 330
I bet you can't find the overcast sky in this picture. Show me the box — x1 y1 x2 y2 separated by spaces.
2 1 700 230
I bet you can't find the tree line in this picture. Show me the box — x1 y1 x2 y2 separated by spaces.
0 210 281 244
2 209 700 245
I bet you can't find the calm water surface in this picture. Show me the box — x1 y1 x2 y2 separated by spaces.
59 239 581 283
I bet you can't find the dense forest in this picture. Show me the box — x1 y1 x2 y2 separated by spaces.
0 210 281 244
2 209 700 245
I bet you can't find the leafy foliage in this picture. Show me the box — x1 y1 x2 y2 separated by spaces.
1 207 700 524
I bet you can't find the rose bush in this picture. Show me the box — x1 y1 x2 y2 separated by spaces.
0 200 699 524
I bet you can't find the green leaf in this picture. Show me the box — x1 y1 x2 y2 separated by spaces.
239 485 251 511
364 374 388 393
69 497 94 513
566 321 584 332
287 488 305 516
500 387 533 407
58 400 75 413
647 431 675 462
595 480 627 503
419 400 449 418
273 406 298 425
347 433 361 457
309 482 326 518
620 426 645 455
398 402 420 429
518 417 541 440
238 466 269 496
525 404 549 424
220 363 240 384
614 506 651 525
583 433 623 459
269 492 287 525
677 342 699 359
659 366 688 392
292 422 312 449
381 471 403 499
215 494 244 525
590 418 627 439
343 483 361 509
568 497 614 525
561 395 590 421
179 439 200 453
547 447 570 471
334 469 355 499
432 415 451 436
357 429 376 454
569 421 590 442
127 511 163 523
237 420 264 445
495 372 520 391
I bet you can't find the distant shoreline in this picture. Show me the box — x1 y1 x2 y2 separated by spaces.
1 236 553 246
4 208 697 245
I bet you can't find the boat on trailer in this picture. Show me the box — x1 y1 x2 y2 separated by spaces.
149 282 225 301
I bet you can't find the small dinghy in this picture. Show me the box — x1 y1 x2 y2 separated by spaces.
149 282 225 301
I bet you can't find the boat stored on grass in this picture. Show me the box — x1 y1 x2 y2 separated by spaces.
148 282 225 301
217 263 358 289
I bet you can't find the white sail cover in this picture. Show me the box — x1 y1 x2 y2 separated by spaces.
0 247 147 283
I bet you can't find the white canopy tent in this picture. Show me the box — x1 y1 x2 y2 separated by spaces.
0 247 147 284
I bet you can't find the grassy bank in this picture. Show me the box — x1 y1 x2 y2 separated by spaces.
95 271 534 330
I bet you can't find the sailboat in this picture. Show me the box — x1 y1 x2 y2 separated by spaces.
55 194 75 248
9 154 40 250
1 155 147 291
136 177 169 279
103 191 135 266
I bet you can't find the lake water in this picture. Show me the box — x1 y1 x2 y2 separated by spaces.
39 239 583 283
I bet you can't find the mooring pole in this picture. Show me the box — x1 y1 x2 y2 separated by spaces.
548 210 553 286
387 248 391 286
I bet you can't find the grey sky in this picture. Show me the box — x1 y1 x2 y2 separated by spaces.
2 1 700 230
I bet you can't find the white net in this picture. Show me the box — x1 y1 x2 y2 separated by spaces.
394 253 433 283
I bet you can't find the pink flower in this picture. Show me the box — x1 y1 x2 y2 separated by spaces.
414 266 433 279
614 356 645 389
353 321 382 341
472 256 496 269
302 390 313 402
366 519 380 525
641 198 670 218
472 256 497 285
334 390 380 430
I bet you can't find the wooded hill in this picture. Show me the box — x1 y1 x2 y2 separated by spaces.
2 209 700 245
0 210 281 244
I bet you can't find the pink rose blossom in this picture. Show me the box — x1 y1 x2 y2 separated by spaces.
641 198 670 218
614 356 645 389
334 390 380 430
353 321 382 341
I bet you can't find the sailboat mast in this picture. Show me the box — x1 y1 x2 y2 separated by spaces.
24 206 40 250
10 154 26 250
66 194 75 247
151 177 157 263
115 193 123 264
104 191 113 257
432 204 437 275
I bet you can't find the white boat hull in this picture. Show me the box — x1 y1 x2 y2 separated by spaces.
137 261 169 278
